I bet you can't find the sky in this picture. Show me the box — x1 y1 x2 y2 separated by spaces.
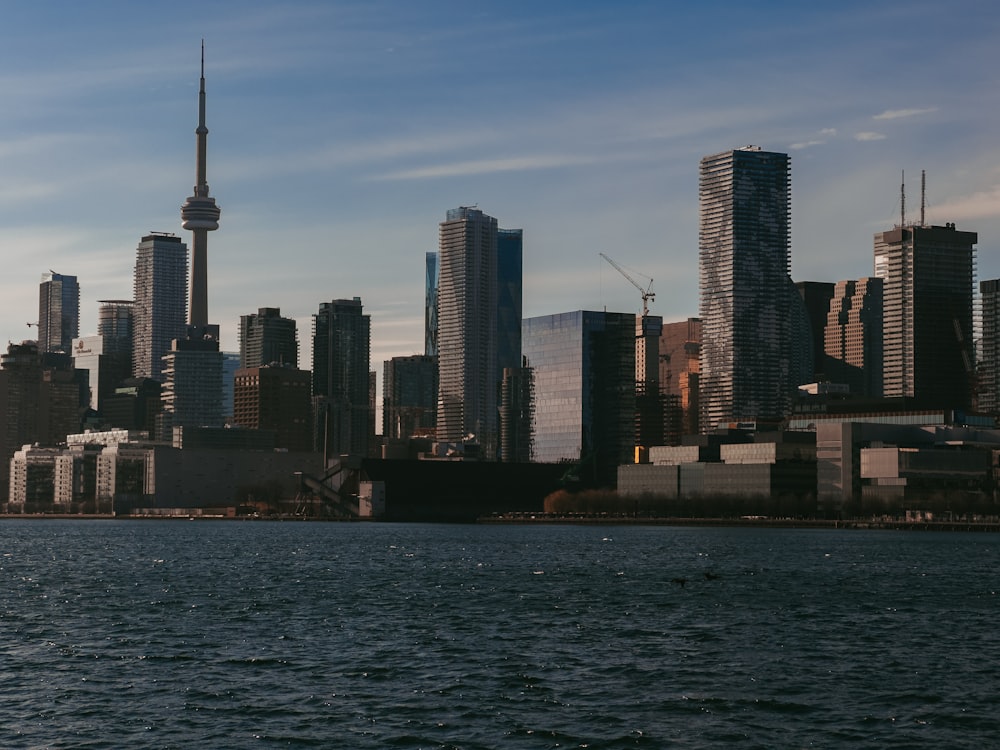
0 0 997 385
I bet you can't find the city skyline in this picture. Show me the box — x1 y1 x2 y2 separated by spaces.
0 1 996 377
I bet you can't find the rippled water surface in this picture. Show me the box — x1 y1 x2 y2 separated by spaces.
1 520 999 748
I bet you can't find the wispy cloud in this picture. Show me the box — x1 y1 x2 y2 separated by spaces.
819 128 838 136
933 186 1000 221
372 154 603 181
873 107 938 120
790 140 826 150
855 132 887 141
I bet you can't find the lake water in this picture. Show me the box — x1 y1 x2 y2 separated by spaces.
1 520 998 748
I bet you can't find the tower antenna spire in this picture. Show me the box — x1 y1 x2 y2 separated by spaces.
181 40 221 332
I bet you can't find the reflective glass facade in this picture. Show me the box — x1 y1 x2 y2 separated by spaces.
38 272 80 355
425 252 438 358
312 298 371 456
699 147 791 430
497 229 523 379
522 311 635 486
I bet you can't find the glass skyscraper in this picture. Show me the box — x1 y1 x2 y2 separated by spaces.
425 252 438 358
699 146 791 431
132 233 188 382
522 311 635 487
436 207 498 450
312 298 371 457
38 271 80 354
497 228 523 381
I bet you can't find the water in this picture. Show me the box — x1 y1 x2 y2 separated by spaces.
1 520 998 749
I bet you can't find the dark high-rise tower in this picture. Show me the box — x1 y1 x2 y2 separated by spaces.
239 307 299 369
874 222 976 408
38 271 80 354
180 42 221 334
699 146 791 431
312 298 371 457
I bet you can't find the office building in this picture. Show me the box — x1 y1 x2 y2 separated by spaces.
233 365 312 451
160 338 223 432
38 271 79 354
522 311 635 486
794 282 835 381
221 351 240 421
699 146 792 430
132 233 188 382
497 228 523 381
0 341 81 502
824 278 883 398
312 298 371 457
71 335 130 414
660 318 701 437
979 279 1000 414
436 207 499 451
239 307 298 369
383 354 437 441
98 299 134 365
874 222 977 408
425 252 438 357
499 362 533 463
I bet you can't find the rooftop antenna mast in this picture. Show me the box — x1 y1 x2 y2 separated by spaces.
900 170 906 227
921 169 926 227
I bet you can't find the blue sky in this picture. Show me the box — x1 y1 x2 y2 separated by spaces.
0 0 997 375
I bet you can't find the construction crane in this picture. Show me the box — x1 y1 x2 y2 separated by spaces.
599 252 654 318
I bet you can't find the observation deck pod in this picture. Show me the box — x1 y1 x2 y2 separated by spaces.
294 456 362 517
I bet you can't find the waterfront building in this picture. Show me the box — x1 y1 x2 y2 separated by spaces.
699 146 792 431
979 278 1000 414
132 233 188 382
38 271 80 354
874 222 977 408
312 298 371 457
383 354 437 441
824 278 883 398
522 310 635 486
239 307 298 369
436 207 499 452
233 364 312 451
0 341 81 501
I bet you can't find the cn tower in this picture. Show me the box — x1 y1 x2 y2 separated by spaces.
180 41 221 334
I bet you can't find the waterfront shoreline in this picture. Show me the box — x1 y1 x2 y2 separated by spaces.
2 513 999 532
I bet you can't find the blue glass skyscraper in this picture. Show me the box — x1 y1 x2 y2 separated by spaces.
522 310 635 486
